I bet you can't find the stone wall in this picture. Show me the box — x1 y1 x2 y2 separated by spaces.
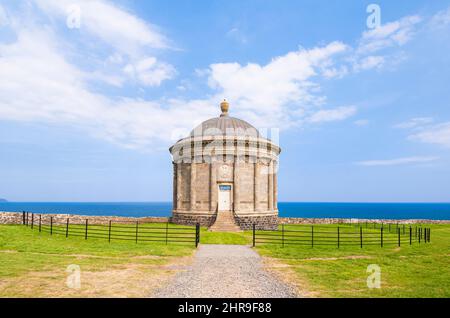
2 211 449 227
235 214 278 230
172 212 216 227
279 217 450 224
0 211 169 225
0 212 23 224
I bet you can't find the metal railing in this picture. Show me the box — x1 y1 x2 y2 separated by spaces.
22 212 200 247
252 223 430 248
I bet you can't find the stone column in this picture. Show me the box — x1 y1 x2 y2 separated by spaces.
273 161 278 211
233 160 240 212
173 163 177 210
176 163 182 210
210 162 217 212
268 160 274 211
190 163 196 211
254 161 261 211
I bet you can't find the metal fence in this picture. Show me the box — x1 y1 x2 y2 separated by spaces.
23 212 200 247
252 223 430 248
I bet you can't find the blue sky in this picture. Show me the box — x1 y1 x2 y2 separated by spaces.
1 0 450 202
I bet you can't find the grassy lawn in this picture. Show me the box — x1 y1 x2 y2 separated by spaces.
0 224 195 297
256 224 450 297
200 227 251 245
1 222 449 298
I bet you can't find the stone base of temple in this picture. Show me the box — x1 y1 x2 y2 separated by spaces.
234 212 279 230
171 211 216 227
172 210 278 230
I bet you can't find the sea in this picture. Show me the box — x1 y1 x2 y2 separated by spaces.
1 202 450 220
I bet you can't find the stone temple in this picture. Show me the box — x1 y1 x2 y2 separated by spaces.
169 100 281 231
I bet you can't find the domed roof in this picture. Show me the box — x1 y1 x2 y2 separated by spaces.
190 100 260 138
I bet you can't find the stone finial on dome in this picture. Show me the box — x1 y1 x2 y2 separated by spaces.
220 99 229 117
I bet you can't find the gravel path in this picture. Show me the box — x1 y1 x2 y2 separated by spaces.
154 244 298 298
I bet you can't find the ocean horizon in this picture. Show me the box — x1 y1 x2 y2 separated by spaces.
1 201 450 220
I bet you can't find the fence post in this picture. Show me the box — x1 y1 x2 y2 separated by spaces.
31 213 34 229
311 225 314 248
195 223 200 247
26 212 29 226
409 226 412 245
50 216 53 235
22 211 26 225
39 215 41 233
108 220 112 243
360 226 363 248
398 228 400 247
281 224 285 248
418 228 421 244
165 221 169 245
423 228 426 244
135 221 139 244
337 226 340 248
85 219 88 240
66 218 69 238
381 227 383 248
252 223 255 247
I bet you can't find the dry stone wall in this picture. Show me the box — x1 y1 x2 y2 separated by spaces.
279 217 450 224
0 211 169 225
1 211 449 227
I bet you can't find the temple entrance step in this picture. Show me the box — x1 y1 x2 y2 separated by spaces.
208 211 242 232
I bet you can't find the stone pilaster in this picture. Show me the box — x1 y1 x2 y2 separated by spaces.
176 163 182 210
268 160 274 211
233 160 240 212
173 163 177 210
210 162 217 212
273 161 278 211
190 163 196 211
254 162 261 211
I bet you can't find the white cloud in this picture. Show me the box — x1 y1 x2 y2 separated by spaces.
0 24 208 149
354 119 369 126
394 117 434 129
358 15 422 54
123 57 176 87
409 122 450 148
307 106 357 123
33 0 175 87
429 6 450 29
34 0 170 53
0 4 10 26
206 41 349 128
356 156 439 166
226 27 248 44
353 55 384 72
395 117 450 148
0 3 441 150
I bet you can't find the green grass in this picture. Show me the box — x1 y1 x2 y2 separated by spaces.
0 224 195 297
2 223 449 297
199 227 251 245
255 224 450 297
